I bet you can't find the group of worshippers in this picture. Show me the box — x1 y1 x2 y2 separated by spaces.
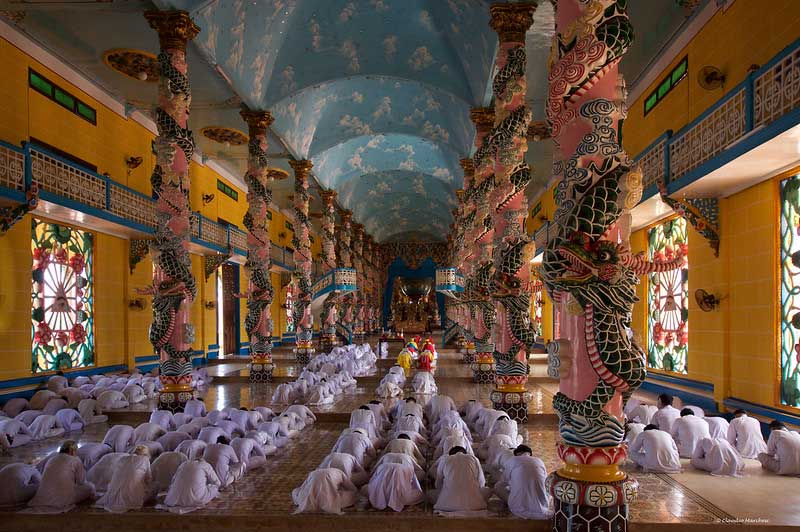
0 398 317 512
271 344 376 406
625 394 800 477
292 387 551 518
376 348 438 399
395 337 437 378
0 369 211 451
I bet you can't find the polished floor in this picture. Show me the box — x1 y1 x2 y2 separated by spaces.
2 344 798 531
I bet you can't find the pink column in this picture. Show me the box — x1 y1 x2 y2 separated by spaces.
290 160 315 363
320 189 338 350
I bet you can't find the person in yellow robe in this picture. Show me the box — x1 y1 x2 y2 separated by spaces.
396 348 413 377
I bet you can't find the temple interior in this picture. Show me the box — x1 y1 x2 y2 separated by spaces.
1 0 799 530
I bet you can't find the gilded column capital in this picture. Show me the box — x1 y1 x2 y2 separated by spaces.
144 10 199 52
489 3 536 43
289 159 313 181
240 109 274 133
320 189 337 206
340 209 353 225
470 107 495 132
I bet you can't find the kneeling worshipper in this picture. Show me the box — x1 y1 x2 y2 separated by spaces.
432 447 491 515
705 416 731 440
411 370 437 395
183 398 207 418
628 403 658 425
87 453 128 494
690 437 744 477
27 440 96 513
320 452 371 486
28 414 65 440
283 405 318 426
727 409 768 459
333 428 376 467
150 451 188 494
292 467 359 514
494 445 551 519
176 439 208 461
385 433 426 466
55 409 85 432
0 463 41 508
78 399 108 425
102 424 134 452
651 394 681 433
393 396 424 420
629 425 681 473
375 452 426 481
350 405 384 446
671 408 711 458
158 430 192 452
624 422 646 446
160 458 222 514
95 445 157 513
231 436 267 471
96 390 129 410
366 461 425 512
203 436 245 488
758 421 800 476
0 418 33 448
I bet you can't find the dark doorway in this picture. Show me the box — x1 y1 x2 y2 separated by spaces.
217 263 240 357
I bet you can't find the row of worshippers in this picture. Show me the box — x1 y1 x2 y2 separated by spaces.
0 368 211 449
0 401 317 512
625 394 800 476
375 362 437 398
271 344 376 405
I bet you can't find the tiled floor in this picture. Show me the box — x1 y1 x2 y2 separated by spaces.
3 344 797 529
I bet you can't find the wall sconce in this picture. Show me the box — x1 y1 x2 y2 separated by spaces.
204 300 217 310
698 66 726 90
125 156 143 176
202 193 215 205
128 297 147 311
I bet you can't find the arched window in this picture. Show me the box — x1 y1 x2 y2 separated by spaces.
31 219 94 373
647 217 688 373
780 173 800 407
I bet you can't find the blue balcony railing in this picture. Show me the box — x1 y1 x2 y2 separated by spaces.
634 38 800 199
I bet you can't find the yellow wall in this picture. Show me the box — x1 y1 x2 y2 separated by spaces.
0 36 322 382
623 0 800 157
528 184 558 342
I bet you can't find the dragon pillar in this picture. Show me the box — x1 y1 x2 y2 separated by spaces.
142 10 199 412
352 223 366 344
290 159 315 364
319 189 339 351
337 209 354 343
240 110 276 383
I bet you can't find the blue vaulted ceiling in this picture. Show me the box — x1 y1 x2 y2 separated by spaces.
8 0 689 242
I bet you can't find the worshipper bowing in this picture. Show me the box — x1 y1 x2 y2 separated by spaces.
366 460 425 512
690 437 745 477
203 435 245 488
292 467 359 514
758 420 800 476
95 445 157 513
651 394 681 433
671 408 711 458
727 409 768 459
0 463 41 508
628 424 682 473
160 458 222 514
431 446 492 514
28 440 96 512
493 445 551 519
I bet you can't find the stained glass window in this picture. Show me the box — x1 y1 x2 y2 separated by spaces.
31 219 94 373
780 174 800 407
647 217 689 373
531 275 544 338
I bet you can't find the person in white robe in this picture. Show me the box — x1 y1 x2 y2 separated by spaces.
671 409 711 458
411 371 437 395
47 374 69 394
461 400 483 428
690 437 744 477
284 405 317 426
705 416 730 440
375 380 403 399
77 442 112 469
685 405 706 417
15 410 43 426
629 425 681 473
292 467 358 515
256 421 292 448
651 394 681 433
122 384 147 405
203 437 245 488
277 412 305 434
385 434 425 466
62 387 90 408
132 422 166 444
396 413 427 436
758 420 800 475
0 463 41 508
96 390 129 411
157 431 192 452
366 461 424 511
254 407 275 421
479 433 517 470
625 422 646 446
77 399 108 425
375 452 426 481
271 383 298 404
349 406 383 446
433 429 473 462
727 410 768 459
487 415 523 446
4 398 30 417
176 439 208 461
474 409 507 440
28 414 65 440
425 395 456 427
494 445 551 519
198 426 229 444
393 397 424 421
55 409 85 432
215 419 245 439
183 399 207 418
95 445 157 513
30 390 59 410
172 412 193 427
319 452 370 486
332 429 376 467
177 423 201 439
628 403 658 425
0 418 33 447
161 458 221 513
244 430 278 456
366 400 390 431
231 436 267 471
28 440 95 512
206 410 228 425
151 451 188 494
86 452 128 494
431 447 491 514
228 409 257 433
149 410 175 431
42 398 69 416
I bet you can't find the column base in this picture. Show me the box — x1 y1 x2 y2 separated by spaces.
248 362 274 383
157 387 194 413
471 351 495 383
294 347 315 365
490 389 531 423
353 332 366 344
319 335 337 353
462 347 476 365
548 470 638 532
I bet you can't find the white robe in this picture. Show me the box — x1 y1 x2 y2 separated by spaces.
375 452 426 481
42 398 69 416
349 409 382 443
705 416 730 440
149 410 176 431
203 443 244 487
161 460 221 513
367 462 424 511
77 399 107 424
96 390 129 411
0 419 32 447
122 384 147 405
671 416 711 458
411 372 437 394
95 454 155 513
46 375 68 393
690 438 744 476
133 422 166 444
651 405 681 433
87 452 128 494
332 432 375 466
55 409 85 432
385 438 425 466
433 453 489 513
62 388 90 408
157 431 192 452
759 429 800 475
4 398 30 417
291 468 358 515
150 451 188 493
629 430 681 473
624 423 645 446
284 405 317 425
727 415 768 458
0 463 41 508
176 439 208 461
30 390 59 410
28 453 95 513
628 404 658 425
319 452 369 486
183 399 207 418
77 442 112 469
425 395 455 426
231 437 267 471
495 455 551 519
28 415 65 440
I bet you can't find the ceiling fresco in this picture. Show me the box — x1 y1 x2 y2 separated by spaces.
5 0 690 243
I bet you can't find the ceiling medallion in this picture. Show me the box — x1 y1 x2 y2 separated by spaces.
103 49 159 82
200 126 249 146
268 168 289 181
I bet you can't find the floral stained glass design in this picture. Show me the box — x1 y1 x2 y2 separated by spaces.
780 174 800 407
647 217 688 373
31 219 94 373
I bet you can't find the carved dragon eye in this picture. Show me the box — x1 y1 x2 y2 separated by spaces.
597 250 612 262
